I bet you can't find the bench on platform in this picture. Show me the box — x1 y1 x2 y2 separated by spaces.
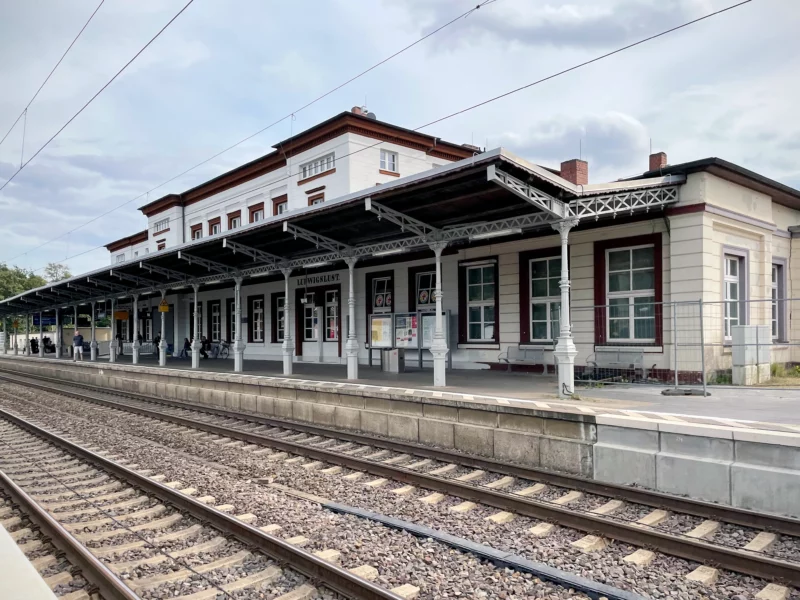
583 347 648 381
498 346 550 373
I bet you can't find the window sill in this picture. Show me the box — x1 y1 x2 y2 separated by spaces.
595 345 663 353
297 168 336 186
379 169 400 177
154 228 170 235
458 343 500 350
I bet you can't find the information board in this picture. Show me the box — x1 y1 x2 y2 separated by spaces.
394 313 418 349
421 311 448 349
370 314 393 348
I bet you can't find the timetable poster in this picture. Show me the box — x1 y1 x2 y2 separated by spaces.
394 313 418 349
370 314 393 348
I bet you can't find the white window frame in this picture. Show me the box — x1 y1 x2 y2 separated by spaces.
303 293 317 341
529 257 561 342
415 271 437 312
252 299 264 343
380 149 398 173
192 228 202 240
372 276 392 313
119 319 129 342
154 218 169 233
143 317 152 342
211 303 221 342
276 296 285 342
606 245 656 343
723 254 743 341
300 153 334 180
230 216 241 230
310 197 324 206
466 264 496 343
252 209 264 223
116 254 125 263
324 290 338 341
276 202 287 215
211 223 221 235
771 261 787 341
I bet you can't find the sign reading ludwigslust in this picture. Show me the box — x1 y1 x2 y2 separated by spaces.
295 273 341 287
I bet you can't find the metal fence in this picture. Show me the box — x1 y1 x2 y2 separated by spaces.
568 297 800 390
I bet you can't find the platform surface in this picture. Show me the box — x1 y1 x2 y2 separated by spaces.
0 524 57 600
8 351 800 429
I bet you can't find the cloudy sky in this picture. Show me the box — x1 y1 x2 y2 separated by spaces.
0 0 798 277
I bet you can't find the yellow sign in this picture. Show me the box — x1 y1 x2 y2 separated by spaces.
158 300 170 313
114 311 129 320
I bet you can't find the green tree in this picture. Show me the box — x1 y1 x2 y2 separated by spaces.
0 263 47 301
44 262 71 282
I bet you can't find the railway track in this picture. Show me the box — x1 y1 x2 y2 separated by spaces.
0 404 410 600
1 367 799 596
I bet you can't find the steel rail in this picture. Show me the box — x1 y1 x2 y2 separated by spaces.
1 371 798 585
0 407 403 600
0 469 140 600
2 367 798 537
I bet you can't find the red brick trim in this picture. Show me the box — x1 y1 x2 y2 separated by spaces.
227 210 241 229
307 193 324 206
248 202 265 223
208 217 221 236
190 224 202 239
272 195 288 216
304 185 326 195
297 168 335 186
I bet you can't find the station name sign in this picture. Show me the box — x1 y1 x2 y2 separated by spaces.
295 273 340 287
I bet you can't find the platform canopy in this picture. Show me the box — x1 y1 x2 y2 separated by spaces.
0 148 683 317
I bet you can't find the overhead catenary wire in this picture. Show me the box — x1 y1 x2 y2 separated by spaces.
0 0 105 150
0 0 196 194
20 0 754 275
1 0 498 264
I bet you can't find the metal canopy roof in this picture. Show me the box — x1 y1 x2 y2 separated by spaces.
0 149 683 317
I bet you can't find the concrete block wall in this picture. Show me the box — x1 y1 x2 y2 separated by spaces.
594 416 800 517
0 356 595 477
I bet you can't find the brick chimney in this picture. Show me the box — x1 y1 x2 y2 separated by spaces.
560 159 588 186
351 106 363 115
649 151 667 171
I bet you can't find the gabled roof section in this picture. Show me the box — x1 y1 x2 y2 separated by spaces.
137 110 476 218
105 230 148 253
635 157 800 210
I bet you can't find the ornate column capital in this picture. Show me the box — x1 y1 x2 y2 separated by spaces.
428 241 448 256
192 283 200 293
551 218 580 238
344 256 359 269
280 267 293 279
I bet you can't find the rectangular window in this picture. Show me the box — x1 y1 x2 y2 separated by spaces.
116 254 125 263
228 298 236 342
276 296 285 342
210 302 221 342
143 317 152 341
157 242 166 251
272 194 288 216
308 193 324 206
191 224 202 240
230 216 240 229
154 218 169 233
415 271 436 312
252 209 263 222
372 276 392 313
277 202 287 214
211 223 220 235
325 290 338 341
380 150 398 173
466 265 496 342
303 293 317 341
772 264 779 340
252 298 264 342
606 245 656 342
530 257 561 342
724 254 741 340
300 153 334 180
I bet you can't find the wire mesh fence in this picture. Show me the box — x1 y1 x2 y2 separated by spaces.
568 298 800 389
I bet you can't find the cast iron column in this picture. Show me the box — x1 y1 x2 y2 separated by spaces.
345 257 359 379
429 241 448 387
38 311 44 358
233 277 245 372
90 302 97 361
132 294 140 364
191 284 201 369
109 299 117 363
552 218 580 398
281 268 294 375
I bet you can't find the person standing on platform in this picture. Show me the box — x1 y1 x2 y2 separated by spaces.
72 330 84 362
178 337 190 359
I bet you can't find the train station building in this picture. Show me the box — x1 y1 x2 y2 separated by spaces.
2 107 799 396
